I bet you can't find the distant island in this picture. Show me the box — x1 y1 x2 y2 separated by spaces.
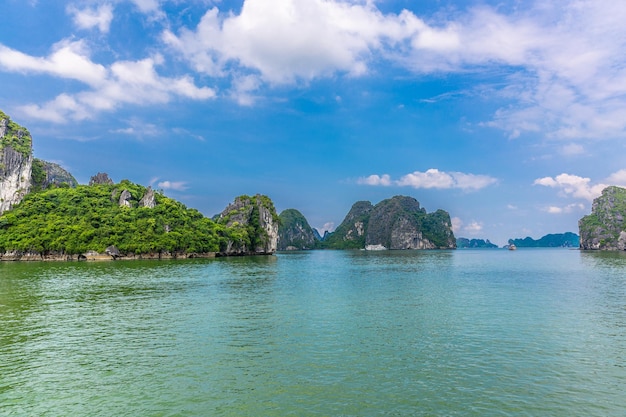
507 232 579 248
456 238 498 248
279 196 456 250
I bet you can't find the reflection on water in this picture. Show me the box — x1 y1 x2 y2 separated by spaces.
1 250 625 416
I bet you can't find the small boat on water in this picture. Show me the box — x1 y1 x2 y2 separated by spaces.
508 244 517 251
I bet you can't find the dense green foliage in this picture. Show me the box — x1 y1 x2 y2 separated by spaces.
456 238 498 248
0 180 239 255
0 111 32 157
30 159 47 191
508 232 579 248
418 209 456 248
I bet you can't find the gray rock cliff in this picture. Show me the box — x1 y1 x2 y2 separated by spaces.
217 194 279 255
31 158 78 190
0 112 33 215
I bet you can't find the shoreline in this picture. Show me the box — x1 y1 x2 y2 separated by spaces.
0 251 281 262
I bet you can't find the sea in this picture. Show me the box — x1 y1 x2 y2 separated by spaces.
1 249 625 416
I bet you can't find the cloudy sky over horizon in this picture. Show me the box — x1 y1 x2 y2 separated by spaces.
2 0 626 245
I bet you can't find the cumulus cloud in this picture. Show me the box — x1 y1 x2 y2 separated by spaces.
5 0 626 141
0 39 106 87
358 169 497 191
533 173 607 201
0 41 216 122
162 0 418 84
67 3 114 33
451 217 484 235
545 203 586 214
533 169 626 203
157 180 189 191
605 169 626 186
357 174 392 186
157 0 626 140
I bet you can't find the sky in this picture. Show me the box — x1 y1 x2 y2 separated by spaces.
1 0 626 246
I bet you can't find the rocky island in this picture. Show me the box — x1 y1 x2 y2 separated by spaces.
507 232 579 248
277 195 456 251
0 110 278 261
579 185 626 250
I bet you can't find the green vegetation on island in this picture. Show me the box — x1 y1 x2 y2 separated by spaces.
278 208 321 250
579 186 626 250
323 196 455 250
456 238 498 248
0 110 32 157
0 178 279 257
0 180 219 255
508 232 579 248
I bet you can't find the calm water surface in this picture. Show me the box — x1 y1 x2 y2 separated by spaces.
1 249 625 416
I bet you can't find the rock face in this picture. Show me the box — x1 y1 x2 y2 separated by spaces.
0 112 33 215
217 194 279 254
278 208 319 250
139 186 156 208
119 189 132 207
325 196 456 250
579 186 626 250
31 158 78 190
89 172 114 185
324 201 374 249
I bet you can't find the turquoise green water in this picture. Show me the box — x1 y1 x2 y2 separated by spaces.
1 249 625 416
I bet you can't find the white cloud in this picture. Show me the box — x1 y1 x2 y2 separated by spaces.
464 221 483 233
157 180 189 191
545 203 585 214
452 217 484 235
358 169 497 191
451 217 462 234
67 3 114 33
0 41 216 122
0 39 106 87
357 174 392 186
605 169 626 186
319 222 335 234
5 0 626 142
162 0 417 85
561 143 585 156
110 118 159 137
533 173 606 201
158 0 626 140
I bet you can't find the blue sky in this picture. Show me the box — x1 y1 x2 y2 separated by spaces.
2 0 626 246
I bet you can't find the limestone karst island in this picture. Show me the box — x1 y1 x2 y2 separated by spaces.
2 109 626 259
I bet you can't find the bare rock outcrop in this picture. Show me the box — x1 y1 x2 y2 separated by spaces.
0 112 33 215
89 172 114 185
139 186 156 208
